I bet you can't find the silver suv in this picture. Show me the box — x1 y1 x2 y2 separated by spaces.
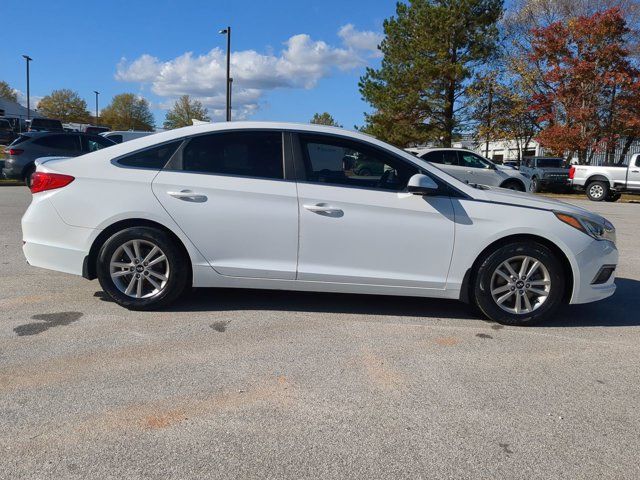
412 148 531 191
2 132 115 186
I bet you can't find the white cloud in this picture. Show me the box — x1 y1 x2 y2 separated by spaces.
338 24 383 57
14 90 44 110
115 25 381 120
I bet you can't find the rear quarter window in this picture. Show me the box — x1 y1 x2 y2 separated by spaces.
116 141 182 169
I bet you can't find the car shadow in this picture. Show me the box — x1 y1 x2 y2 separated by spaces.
95 278 639 328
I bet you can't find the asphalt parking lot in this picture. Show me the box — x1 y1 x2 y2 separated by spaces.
1 186 639 480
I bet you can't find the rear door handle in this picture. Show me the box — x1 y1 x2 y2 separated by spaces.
303 203 343 215
168 189 208 203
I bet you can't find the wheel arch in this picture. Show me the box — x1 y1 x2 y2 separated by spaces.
83 218 193 282
499 178 526 190
585 174 612 187
460 233 574 304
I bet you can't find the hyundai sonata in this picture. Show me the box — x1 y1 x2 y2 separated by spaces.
22 122 617 325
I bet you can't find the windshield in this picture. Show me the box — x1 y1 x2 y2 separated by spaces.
536 158 564 168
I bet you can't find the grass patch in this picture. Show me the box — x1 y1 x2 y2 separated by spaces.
539 192 639 203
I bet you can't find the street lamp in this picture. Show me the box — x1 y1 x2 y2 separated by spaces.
22 55 33 120
93 91 100 125
218 26 231 121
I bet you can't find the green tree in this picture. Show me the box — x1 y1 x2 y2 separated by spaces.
359 0 503 147
310 112 342 127
100 93 155 131
36 89 91 123
163 95 210 129
0 80 18 102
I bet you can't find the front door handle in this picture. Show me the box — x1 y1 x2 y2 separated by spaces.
303 203 343 215
168 189 208 203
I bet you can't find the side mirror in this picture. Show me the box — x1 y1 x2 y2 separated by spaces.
407 174 438 195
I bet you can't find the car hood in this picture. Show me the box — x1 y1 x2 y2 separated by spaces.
479 186 605 222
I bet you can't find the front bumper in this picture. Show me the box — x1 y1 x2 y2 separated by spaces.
570 239 618 304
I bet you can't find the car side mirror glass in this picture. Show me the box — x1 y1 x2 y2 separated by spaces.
407 173 438 195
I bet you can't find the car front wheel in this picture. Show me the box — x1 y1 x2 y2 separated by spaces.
96 227 189 310
473 241 565 326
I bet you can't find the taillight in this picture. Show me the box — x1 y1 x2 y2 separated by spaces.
7 148 23 156
568 166 575 179
30 172 75 194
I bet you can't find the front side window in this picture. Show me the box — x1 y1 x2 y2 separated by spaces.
459 152 492 169
180 131 283 180
299 134 417 191
108 134 123 144
33 134 81 151
117 141 182 169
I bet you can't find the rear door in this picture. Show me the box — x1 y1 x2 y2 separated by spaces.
421 150 476 183
152 130 299 279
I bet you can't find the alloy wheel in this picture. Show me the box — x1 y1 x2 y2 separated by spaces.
490 255 551 315
109 239 170 299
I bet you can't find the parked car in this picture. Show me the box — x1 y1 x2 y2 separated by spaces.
21 122 617 326
412 148 531 191
27 118 64 132
519 157 570 192
101 130 154 144
569 153 640 201
2 132 116 186
0 118 16 145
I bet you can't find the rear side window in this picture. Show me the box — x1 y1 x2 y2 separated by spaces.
117 141 182 169
421 151 458 165
108 134 123 143
180 131 283 179
32 134 81 151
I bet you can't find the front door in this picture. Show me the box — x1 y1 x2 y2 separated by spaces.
295 134 455 289
152 130 298 279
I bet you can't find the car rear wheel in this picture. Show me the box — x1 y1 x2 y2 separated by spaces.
473 241 565 326
586 181 608 201
23 165 36 188
96 227 189 310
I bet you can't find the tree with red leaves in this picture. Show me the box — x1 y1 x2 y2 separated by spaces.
529 8 640 164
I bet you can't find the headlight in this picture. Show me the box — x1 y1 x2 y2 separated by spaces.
554 212 616 245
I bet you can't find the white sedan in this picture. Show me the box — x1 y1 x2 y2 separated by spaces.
22 122 617 325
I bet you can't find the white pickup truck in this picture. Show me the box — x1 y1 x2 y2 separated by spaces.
569 153 640 201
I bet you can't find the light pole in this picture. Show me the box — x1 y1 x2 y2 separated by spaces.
93 91 99 125
218 26 231 121
22 55 33 120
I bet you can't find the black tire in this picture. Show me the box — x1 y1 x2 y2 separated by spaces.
501 180 525 192
23 165 36 188
473 241 565 326
586 181 609 201
96 227 190 310
530 177 540 193
605 192 621 202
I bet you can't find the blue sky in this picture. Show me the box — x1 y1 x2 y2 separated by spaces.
1 0 396 128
